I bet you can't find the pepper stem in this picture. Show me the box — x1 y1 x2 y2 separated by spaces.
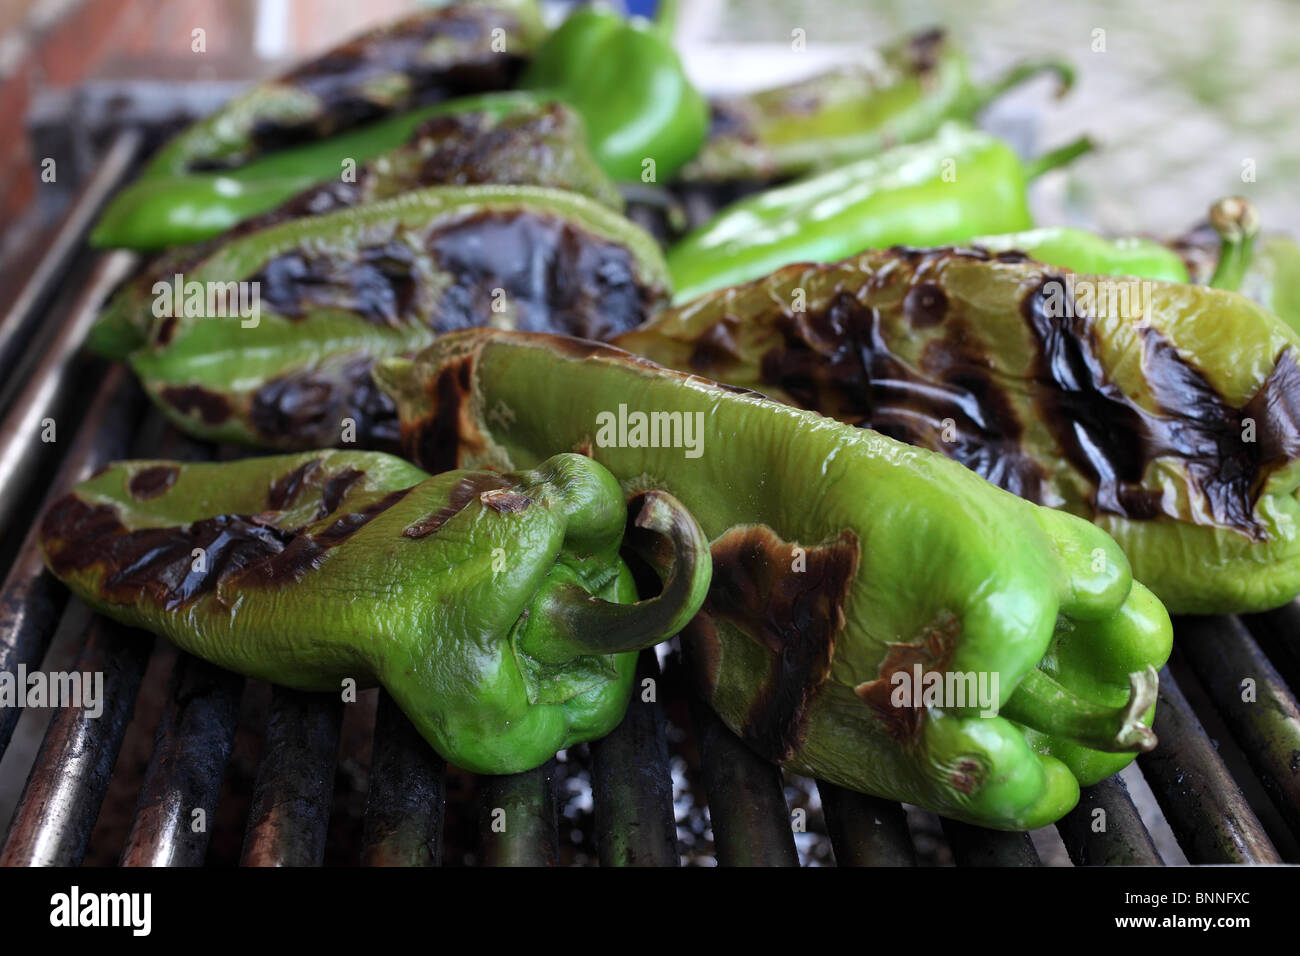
971 59 1077 114
1023 135 1096 180
528 490 711 658
1001 665 1159 753
1207 196 1261 292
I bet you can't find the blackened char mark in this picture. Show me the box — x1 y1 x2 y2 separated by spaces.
1022 277 1300 536
755 291 1044 500
250 356 401 453
253 240 421 326
702 525 858 763
128 466 179 500
318 467 365 518
426 211 659 341
403 472 515 537
161 385 232 425
414 355 474 475
907 28 947 74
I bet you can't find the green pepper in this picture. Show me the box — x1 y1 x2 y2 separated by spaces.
679 28 1074 184
375 328 1172 830
37 451 711 775
142 1 544 180
666 123 1094 302
519 0 708 183
969 228 1190 283
617 246 1300 614
92 92 560 250
90 185 669 452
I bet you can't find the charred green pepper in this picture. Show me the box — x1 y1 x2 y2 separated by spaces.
520 0 707 183
38 451 711 774
679 27 1074 184
618 246 1300 614
376 328 1172 830
667 123 1093 301
91 185 670 451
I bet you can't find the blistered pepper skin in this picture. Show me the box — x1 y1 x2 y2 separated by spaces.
38 451 711 775
617 247 1300 615
91 185 670 452
376 329 1172 830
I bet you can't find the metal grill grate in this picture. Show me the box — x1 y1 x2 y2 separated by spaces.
1 132 1299 867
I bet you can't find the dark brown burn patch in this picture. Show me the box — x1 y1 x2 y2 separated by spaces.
402 472 515 537
853 611 961 744
753 289 1045 500
412 355 475 475
128 466 178 500
903 281 948 329
160 385 231 425
1021 277 1300 536
317 467 365 518
481 489 532 514
250 355 401 453
906 27 947 75
268 458 323 509
40 482 414 609
688 315 744 370
702 524 858 763
252 240 422 327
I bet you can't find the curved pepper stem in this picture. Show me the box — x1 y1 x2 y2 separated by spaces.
1001 665 1159 753
1207 196 1261 292
1023 135 1096 180
527 489 712 658
971 58 1077 114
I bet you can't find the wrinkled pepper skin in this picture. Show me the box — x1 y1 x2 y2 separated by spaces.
375 329 1173 830
38 451 711 775
91 185 669 451
617 247 1300 614
520 1 707 183
141 0 544 181
666 124 1086 302
679 28 1072 184
93 92 615 250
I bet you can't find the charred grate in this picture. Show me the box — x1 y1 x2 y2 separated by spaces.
1 132 1299 868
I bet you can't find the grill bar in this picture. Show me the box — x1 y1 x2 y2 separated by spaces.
0 366 144 760
478 759 559 866
1176 615 1300 841
0 618 153 866
359 690 446 867
0 130 140 385
687 696 799 866
1136 668 1281 863
1241 603 1300 696
817 782 916 866
589 650 679 866
119 653 243 867
940 820 1042 866
239 687 343 867
1056 775 1164 866
0 249 136 541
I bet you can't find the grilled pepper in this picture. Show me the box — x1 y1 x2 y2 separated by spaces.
679 27 1074 184
38 451 711 775
667 123 1093 301
617 246 1300 614
375 328 1172 830
92 91 583 250
96 98 622 329
520 0 708 183
91 185 669 452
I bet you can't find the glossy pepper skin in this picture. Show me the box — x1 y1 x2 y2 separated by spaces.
520 0 708 183
375 329 1172 830
91 185 670 451
679 27 1073 184
666 123 1092 302
92 92 580 250
617 247 1300 614
37 451 711 774
970 228 1190 283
